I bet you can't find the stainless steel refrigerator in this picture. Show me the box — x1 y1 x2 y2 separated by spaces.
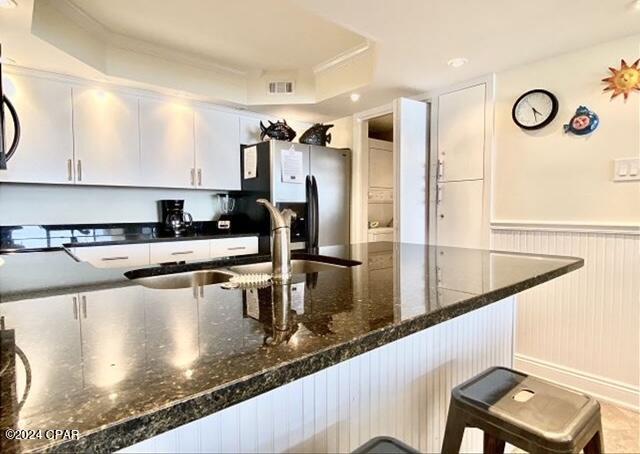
240 140 350 248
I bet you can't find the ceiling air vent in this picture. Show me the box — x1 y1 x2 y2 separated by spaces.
267 81 294 95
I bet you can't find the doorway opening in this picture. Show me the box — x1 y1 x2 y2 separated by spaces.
365 113 394 243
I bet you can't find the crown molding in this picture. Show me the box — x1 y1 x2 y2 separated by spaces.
313 41 371 74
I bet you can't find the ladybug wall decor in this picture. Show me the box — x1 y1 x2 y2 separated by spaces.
563 106 599 136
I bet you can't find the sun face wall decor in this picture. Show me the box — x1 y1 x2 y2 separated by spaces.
602 59 640 100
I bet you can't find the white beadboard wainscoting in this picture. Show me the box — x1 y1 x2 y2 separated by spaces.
491 222 640 411
120 298 514 453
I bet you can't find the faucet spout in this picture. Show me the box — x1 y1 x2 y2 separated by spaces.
256 199 296 285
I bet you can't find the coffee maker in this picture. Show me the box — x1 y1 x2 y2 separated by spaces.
160 200 193 236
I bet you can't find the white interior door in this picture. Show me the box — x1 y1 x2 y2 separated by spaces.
393 98 428 244
437 84 486 182
0 73 74 184
436 180 484 248
73 87 141 186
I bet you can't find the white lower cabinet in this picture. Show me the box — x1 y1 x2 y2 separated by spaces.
73 236 259 267
149 240 210 264
210 236 259 259
72 244 150 268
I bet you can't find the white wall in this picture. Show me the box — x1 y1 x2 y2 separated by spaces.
0 184 224 225
494 35 640 225
329 115 354 149
491 34 640 410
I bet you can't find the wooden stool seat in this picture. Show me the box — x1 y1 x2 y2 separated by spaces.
441 367 603 454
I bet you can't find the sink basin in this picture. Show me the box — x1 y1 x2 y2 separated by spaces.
132 269 234 290
228 258 358 275
128 258 361 289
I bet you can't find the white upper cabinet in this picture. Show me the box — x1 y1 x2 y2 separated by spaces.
194 108 240 190
0 73 74 184
139 97 195 188
437 84 486 182
73 87 140 186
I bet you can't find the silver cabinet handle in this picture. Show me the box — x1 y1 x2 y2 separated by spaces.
67 159 73 181
72 296 78 320
81 295 87 319
101 256 129 261
197 168 202 186
226 246 246 251
171 250 194 256
77 160 83 181
190 168 195 186
436 184 443 205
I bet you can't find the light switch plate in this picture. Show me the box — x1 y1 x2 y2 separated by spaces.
613 158 640 182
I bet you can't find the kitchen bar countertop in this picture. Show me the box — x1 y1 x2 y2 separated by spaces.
0 242 583 452
0 222 262 253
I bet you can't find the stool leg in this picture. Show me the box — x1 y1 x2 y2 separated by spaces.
483 433 505 454
583 426 604 454
441 402 466 454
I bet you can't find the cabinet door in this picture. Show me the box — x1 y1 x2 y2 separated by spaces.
437 84 486 182
79 287 146 388
72 244 150 268
436 180 484 248
210 236 259 259
149 240 210 264
73 87 140 186
0 73 74 184
195 108 240 190
0 294 82 411
139 98 195 188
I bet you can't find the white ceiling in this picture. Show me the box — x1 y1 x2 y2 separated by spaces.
2 0 640 121
68 0 366 72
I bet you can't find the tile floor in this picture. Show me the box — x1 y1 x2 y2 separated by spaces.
600 403 639 454
510 402 639 453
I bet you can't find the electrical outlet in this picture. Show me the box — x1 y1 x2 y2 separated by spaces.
613 158 640 182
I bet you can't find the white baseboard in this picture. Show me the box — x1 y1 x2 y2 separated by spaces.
515 354 640 412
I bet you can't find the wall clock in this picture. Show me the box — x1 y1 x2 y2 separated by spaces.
512 89 559 130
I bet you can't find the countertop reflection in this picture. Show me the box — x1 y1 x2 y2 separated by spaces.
0 242 582 452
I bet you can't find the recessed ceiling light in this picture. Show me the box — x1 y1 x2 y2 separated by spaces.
447 57 468 68
0 0 18 9
350 93 361 102
633 0 640 10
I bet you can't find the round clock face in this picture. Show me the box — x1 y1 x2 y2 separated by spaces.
512 89 559 130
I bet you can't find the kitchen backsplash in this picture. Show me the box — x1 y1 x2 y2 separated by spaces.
0 184 225 225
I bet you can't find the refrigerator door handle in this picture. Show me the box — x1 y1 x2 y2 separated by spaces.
311 175 319 248
305 175 314 248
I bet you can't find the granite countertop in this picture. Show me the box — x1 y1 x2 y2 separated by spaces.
0 222 262 253
0 242 583 452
